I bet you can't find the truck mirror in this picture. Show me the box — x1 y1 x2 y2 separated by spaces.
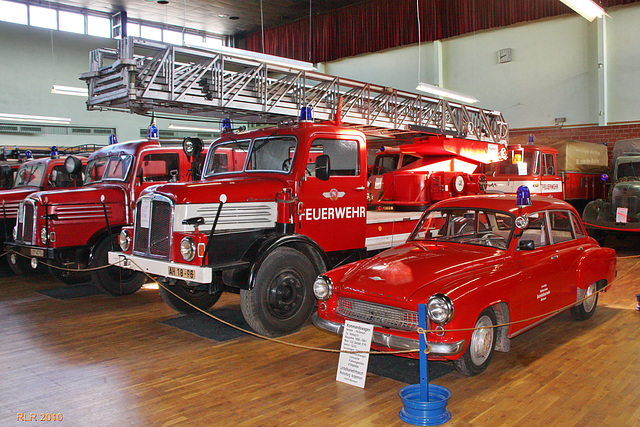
315 155 331 181
138 167 144 185
518 239 535 251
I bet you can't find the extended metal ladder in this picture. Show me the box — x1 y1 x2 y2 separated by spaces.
79 37 508 144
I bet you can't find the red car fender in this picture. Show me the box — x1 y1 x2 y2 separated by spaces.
575 246 617 291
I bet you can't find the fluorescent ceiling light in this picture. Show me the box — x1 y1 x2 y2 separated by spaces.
559 0 607 21
0 112 71 124
51 85 89 97
416 82 479 104
168 123 220 133
187 43 316 71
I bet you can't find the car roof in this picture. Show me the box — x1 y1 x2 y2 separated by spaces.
429 194 578 216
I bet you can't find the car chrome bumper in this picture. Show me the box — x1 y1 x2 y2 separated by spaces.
108 252 212 283
312 313 465 357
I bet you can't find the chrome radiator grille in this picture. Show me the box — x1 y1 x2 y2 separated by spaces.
336 298 419 331
15 201 36 244
133 195 172 259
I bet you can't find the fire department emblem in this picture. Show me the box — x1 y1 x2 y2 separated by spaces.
323 188 345 201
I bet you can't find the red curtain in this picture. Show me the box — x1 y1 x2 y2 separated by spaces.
246 0 638 63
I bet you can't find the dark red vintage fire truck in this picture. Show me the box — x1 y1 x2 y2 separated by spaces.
6 138 202 291
106 114 506 337
2 151 86 275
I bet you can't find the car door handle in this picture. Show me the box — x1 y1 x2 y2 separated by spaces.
551 255 558 260
354 186 365 191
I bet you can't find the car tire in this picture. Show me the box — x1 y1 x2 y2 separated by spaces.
159 279 221 313
240 247 315 337
47 264 91 285
90 235 145 296
454 308 497 376
570 282 598 321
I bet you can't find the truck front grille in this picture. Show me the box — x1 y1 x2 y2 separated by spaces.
133 195 172 259
336 298 419 331
15 201 36 244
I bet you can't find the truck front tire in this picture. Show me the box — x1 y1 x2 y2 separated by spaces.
159 279 221 313
240 247 315 337
91 235 145 296
47 263 91 285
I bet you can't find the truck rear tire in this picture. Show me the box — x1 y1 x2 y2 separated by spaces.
159 279 221 313
47 263 91 285
90 235 145 296
240 247 315 337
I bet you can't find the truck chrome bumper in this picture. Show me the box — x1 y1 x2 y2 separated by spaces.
311 313 465 357
108 252 212 283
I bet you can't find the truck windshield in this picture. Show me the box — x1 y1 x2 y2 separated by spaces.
84 155 134 184
491 150 538 176
409 208 514 250
617 161 640 179
13 162 45 188
204 136 299 176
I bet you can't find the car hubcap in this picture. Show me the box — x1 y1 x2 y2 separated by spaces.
583 283 597 312
470 315 494 366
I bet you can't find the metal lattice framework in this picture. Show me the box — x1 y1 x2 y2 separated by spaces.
80 37 508 144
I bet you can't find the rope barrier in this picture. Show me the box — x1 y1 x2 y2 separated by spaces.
6 247 640 356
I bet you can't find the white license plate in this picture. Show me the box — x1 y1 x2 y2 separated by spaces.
168 266 195 280
29 248 44 257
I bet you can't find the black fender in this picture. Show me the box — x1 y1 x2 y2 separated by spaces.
246 234 330 291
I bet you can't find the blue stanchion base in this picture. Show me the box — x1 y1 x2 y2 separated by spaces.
398 383 452 426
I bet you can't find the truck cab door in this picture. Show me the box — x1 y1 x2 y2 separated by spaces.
298 137 367 252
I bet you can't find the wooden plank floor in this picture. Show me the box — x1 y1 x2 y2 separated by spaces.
1 237 640 426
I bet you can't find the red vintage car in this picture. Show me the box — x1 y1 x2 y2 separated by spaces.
312 193 617 375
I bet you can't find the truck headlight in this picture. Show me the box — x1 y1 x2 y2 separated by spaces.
427 293 454 325
180 237 196 262
313 275 333 301
119 229 131 251
40 228 48 244
12 225 17 240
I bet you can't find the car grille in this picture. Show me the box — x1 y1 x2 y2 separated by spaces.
15 201 36 244
336 298 419 331
133 195 172 259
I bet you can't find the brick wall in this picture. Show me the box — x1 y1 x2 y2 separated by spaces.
510 122 640 151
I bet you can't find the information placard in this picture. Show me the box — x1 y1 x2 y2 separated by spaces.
336 320 374 388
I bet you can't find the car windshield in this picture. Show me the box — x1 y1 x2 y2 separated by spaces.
13 162 45 188
204 136 298 176
84 155 134 184
409 208 515 250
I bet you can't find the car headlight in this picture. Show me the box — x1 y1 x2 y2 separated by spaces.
427 293 454 325
12 225 17 240
40 228 48 244
119 229 131 251
313 275 333 301
180 237 196 262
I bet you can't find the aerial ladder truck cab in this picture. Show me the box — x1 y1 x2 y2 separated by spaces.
485 137 608 210
81 37 509 337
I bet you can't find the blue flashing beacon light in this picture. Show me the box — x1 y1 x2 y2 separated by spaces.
50 146 59 158
148 112 159 140
24 150 33 160
221 118 232 133
601 173 608 182
299 107 313 122
379 146 386 152
516 185 532 207
109 134 118 145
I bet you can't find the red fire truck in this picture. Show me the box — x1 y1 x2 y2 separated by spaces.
6 138 203 290
3 151 87 275
368 136 490 210
485 142 608 210
107 115 508 337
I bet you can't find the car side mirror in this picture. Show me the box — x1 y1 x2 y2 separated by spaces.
315 155 330 181
518 239 535 251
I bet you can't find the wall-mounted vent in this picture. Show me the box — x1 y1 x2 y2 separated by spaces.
0 123 116 136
